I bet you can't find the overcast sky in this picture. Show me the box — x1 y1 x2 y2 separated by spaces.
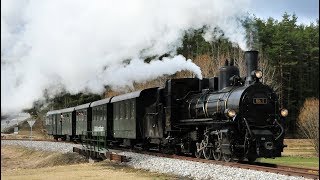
249 0 319 24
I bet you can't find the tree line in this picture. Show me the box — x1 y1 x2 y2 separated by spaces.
28 13 318 136
177 13 319 135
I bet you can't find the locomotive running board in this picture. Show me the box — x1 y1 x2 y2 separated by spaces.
179 118 213 124
178 118 229 126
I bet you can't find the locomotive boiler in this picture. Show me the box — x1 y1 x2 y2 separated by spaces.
162 51 288 162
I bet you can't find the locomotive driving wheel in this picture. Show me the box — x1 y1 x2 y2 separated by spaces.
195 142 204 158
202 136 212 160
212 140 222 160
221 133 233 162
222 152 232 162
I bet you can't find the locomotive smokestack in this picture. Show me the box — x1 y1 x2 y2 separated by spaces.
245 50 259 83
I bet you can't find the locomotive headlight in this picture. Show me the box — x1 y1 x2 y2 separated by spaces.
225 109 236 118
254 70 263 79
280 108 289 117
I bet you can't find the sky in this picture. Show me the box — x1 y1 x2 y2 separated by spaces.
250 0 319 24
1 0 319 115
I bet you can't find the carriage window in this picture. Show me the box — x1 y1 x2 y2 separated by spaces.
104 105 107 120
100 105 103 120
101 105 106 120
93 108 95 121
95 107 98 121
92 109 94 121
101 106 103 121
119 103 122 119
125 101 129 119
96 108 98 121
120 102 124 119
97 107 99 121
98 106 101 121
131 100 135 118
127 102 131 119
123 102 127 119
122 102 125 119
97 108 99 121
98 106 100 120
115 103 118 119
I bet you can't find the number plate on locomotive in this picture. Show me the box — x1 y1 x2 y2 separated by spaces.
253 98 267 104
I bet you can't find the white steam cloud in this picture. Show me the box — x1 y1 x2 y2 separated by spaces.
1 0 250 114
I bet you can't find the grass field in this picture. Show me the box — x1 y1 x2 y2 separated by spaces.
258 139 319 169
259 156 319 169
1 145 180 180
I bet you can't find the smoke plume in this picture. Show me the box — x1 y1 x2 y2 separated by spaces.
1 0 250 113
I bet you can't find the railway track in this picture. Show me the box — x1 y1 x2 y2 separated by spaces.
2 138 319 179
120 149 319 179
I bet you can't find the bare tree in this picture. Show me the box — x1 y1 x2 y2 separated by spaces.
258 52 281 93
297 98 319 156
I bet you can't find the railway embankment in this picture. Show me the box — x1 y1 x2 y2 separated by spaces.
2 140 314 180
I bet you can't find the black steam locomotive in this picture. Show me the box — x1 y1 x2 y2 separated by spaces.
45 50 288 162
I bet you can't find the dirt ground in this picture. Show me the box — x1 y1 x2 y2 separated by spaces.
1 145 181 180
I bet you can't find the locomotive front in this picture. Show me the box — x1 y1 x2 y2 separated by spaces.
226 51 288 160
231 51 288 160
230 82 287 160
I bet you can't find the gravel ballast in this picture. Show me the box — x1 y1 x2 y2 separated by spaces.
1 140 82 153
1 140 308 180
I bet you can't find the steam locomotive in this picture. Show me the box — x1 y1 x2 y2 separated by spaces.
45 50 288 162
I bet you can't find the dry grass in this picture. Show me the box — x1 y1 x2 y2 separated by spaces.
282 139 318 157
297 98 319 156
1 145 87 172
1 145 180 180
2 163 180 180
